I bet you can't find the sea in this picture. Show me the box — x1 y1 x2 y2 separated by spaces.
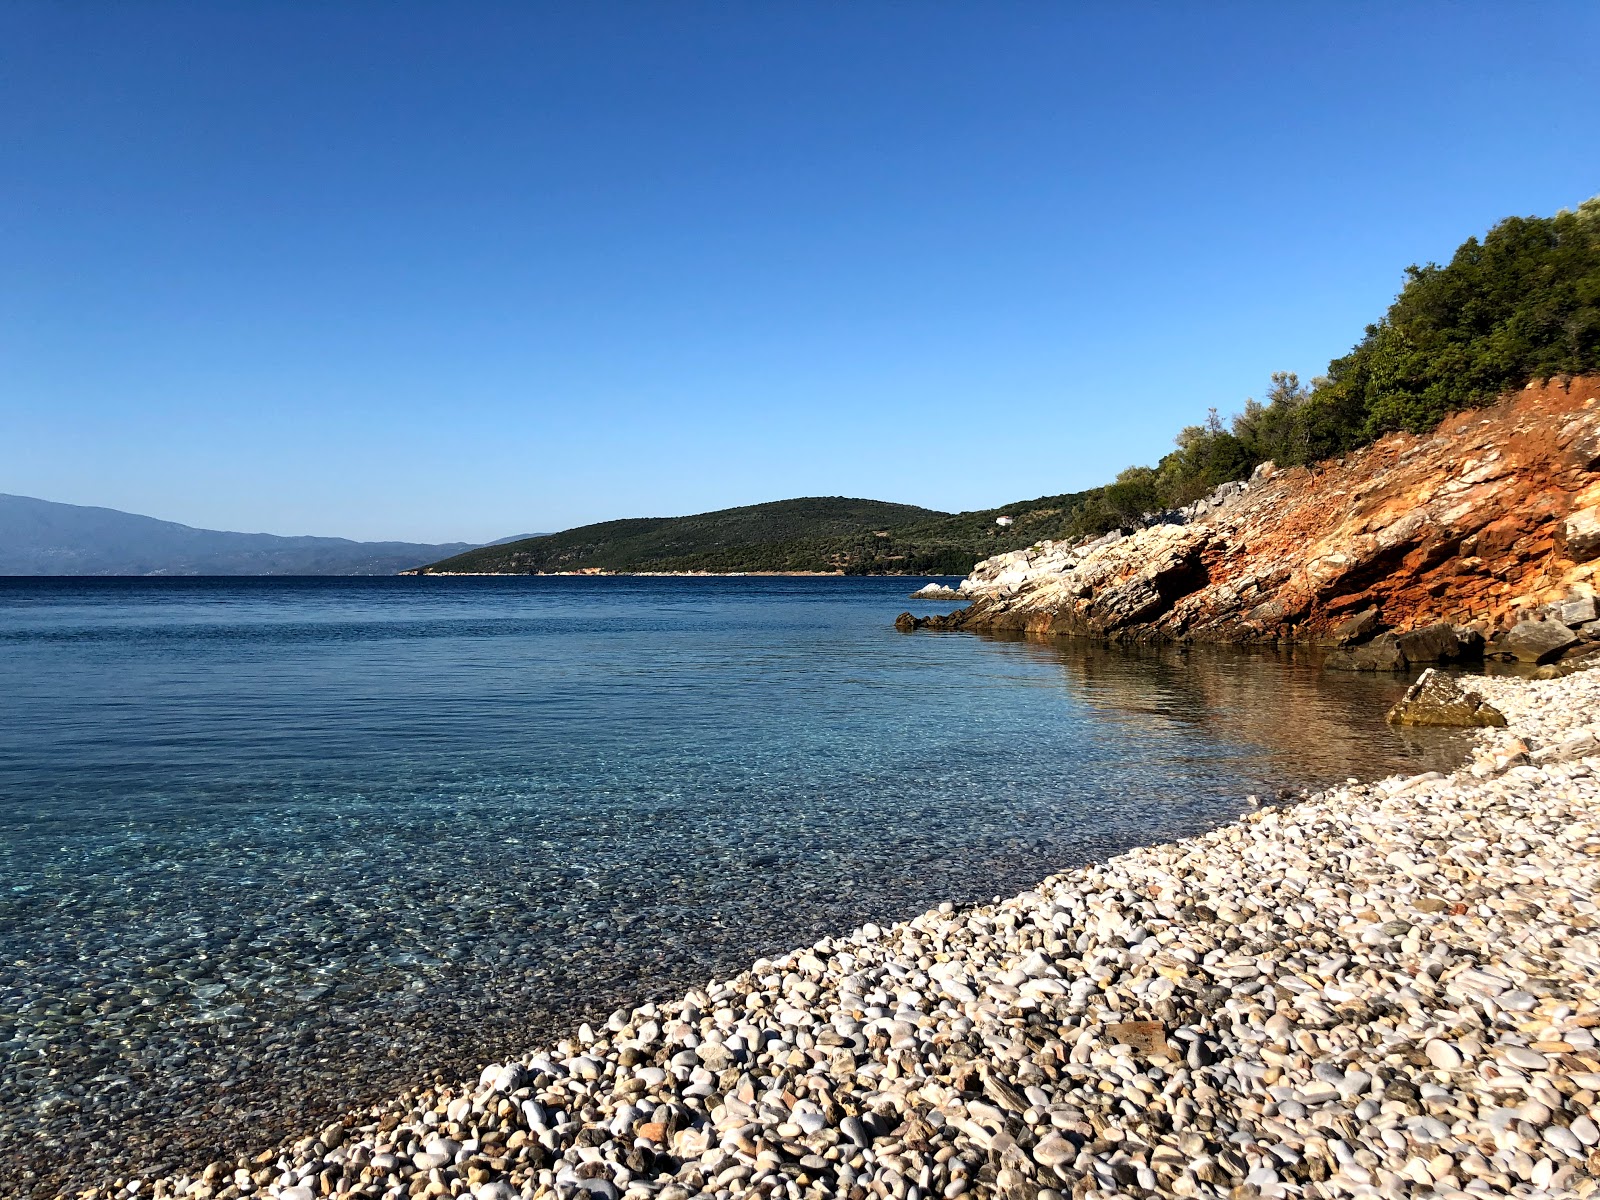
0 575 1465 1192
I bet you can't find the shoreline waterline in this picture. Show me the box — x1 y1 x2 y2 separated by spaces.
94 665 1600 1200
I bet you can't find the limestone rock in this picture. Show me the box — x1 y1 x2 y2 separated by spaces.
916 377 1600 648
1086 576 1165 631
1325 632 1406 672
1394 622 1481 665
1490 619 1580 664
1546 593 1598 627
1386 668 1507 727
1332 607 1381 645
1561 505 1600 560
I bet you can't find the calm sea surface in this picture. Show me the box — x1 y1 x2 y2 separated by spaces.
0 576 1464 1192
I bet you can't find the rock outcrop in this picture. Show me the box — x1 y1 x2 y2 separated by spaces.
1490 618 1580 664
900 377 1600 666
1385 668 1508 727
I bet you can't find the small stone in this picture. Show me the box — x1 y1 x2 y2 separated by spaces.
1503 1046 1550 1070
793 1109 826 1135
1425 1040 1463 1070
839 1115 869 1147
1102 1020 1171 1057
1034 1133 1074 1168
1544 1125 1584 1156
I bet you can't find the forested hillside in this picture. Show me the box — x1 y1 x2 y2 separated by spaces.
418 497 951 574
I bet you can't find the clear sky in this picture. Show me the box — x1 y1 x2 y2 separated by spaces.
3 3 1597 543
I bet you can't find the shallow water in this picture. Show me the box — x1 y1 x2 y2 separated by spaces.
0 576 1464 1192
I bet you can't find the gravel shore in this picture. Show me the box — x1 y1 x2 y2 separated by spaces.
116 667 1600 1200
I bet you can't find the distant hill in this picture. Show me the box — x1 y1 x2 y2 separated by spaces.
417 494 1102 576
418 497 946 574
0 494 479 576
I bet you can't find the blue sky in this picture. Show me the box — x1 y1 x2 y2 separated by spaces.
3 3 1597 543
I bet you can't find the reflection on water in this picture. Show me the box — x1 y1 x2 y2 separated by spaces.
987 632 1468 784
0 577 1469 1193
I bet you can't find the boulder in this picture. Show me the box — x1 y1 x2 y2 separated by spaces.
1545 594 1598 627
1325 632 1406 672
1395 623 1482 665
1561 505 1600 561
896 608 973 632
1568 426 1600 471
909 583 962 600
1246 595 1310 625
1489 619 1580 664
1387 669 1508 727
1332 607 1381 645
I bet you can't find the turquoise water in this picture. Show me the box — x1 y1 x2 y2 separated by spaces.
0 576 1462 1189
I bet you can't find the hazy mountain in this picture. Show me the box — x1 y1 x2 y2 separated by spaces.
0 494 484 576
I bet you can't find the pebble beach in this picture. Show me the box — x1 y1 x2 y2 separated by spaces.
106 665 1600 1200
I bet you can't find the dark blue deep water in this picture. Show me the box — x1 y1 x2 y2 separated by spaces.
0 576 1464 1189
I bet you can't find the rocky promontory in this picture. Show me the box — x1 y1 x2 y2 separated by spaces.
900 378 1600 672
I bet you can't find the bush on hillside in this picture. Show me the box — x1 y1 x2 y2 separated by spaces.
1075 197 1600 536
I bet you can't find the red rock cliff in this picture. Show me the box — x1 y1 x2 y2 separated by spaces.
902 376 1600 666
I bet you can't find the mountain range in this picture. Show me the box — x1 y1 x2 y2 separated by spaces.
0 493 502 576
1 491 1073 578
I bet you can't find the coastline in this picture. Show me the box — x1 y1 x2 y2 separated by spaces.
400 571 916 578
118 667 1600 1200
897 379 1600 664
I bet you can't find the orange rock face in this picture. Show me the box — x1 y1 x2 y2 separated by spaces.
917 376 1600 645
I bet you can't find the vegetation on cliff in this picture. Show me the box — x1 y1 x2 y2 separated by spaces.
1069 197 1600 537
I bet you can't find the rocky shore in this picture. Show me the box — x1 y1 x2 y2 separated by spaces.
112 665 1600 1200
899 378 1600 674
